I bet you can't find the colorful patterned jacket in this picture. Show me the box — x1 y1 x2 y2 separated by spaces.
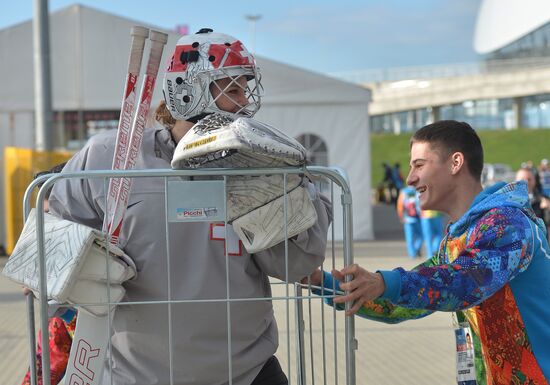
318 181 550 384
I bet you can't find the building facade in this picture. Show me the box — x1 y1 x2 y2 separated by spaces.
336 0 550 134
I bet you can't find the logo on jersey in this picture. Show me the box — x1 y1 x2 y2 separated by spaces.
210 223 243 256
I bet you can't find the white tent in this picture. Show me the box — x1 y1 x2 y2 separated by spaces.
256 59 373 240
0 4 372 245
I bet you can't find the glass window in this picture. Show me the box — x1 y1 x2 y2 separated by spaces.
523 93 550 128
296 133 329 167
53 110 120 150
296 133 330 193
488 22 550 60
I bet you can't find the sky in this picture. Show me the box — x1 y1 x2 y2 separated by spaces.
0 0 482 76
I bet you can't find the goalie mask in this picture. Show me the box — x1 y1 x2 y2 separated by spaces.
163 28 263 121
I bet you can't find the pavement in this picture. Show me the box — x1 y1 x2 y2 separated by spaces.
272 240 456 385
1 255 31 385
0 239 456 385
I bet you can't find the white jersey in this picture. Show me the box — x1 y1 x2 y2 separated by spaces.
48 126 331 385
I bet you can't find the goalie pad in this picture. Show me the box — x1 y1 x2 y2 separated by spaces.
232 184 318 254
2 209 136 317
171 114 307 169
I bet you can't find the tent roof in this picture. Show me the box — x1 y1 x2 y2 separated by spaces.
257 58 371 105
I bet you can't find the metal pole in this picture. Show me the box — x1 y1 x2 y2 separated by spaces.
342 194 357 385
294 284 306 385
33 0 54 151
245 14 262 54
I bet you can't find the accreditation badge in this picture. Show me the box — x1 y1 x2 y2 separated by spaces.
455 323 477 385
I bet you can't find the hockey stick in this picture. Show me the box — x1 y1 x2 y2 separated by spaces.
63 28 168 385
39 26 149 385
106 29 168 245
103 26 149 237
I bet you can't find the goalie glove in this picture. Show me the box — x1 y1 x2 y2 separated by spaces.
2 209 136 317
171 113 307 169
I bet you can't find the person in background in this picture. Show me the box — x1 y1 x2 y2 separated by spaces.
419 209 444 259
392 162 405 191
396 186 423 258
538 158 550 197
381 162 398 204
515 166 550 229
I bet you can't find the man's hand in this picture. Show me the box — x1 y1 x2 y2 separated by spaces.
332 264 386 316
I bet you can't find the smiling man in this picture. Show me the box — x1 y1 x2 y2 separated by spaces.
308 120 550 384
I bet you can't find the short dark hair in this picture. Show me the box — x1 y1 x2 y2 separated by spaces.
411 120 484 179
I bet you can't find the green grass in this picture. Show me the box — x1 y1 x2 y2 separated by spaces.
370 128 550 185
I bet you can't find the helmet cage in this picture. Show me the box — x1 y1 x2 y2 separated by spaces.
163 32 263 121
206 66 263 118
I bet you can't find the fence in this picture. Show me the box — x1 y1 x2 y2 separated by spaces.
16 166 356 385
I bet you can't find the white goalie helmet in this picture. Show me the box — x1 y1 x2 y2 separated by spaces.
163 28 263 121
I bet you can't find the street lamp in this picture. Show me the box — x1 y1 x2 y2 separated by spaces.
245 14 262 54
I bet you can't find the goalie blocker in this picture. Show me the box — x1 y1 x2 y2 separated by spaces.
3 209 136 316
172 114 318 253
